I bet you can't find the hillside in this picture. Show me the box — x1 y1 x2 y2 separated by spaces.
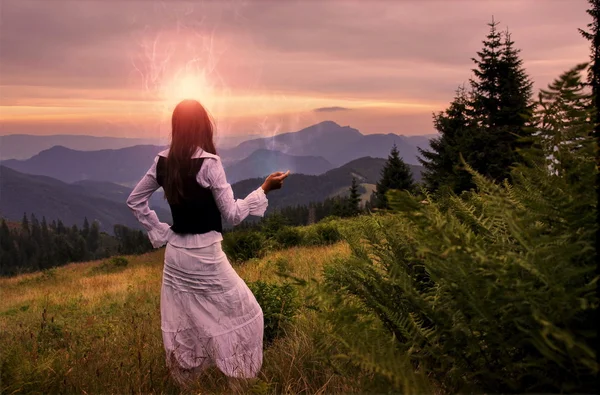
329 133 428 167
221 121 362 160
0 232 366 393
1 145 166 184
224 149 333 184
231 157 423 210
0 166 171 233
72 179 170 211
324 156 423 184
221 121 431 166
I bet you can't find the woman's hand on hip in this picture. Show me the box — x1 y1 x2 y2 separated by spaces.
261 170 290 194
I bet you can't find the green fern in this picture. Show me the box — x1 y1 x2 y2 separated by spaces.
318 65 597 392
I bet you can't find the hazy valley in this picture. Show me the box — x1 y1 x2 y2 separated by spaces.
1 121 428 231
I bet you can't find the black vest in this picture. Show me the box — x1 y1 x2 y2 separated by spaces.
156 157 223 234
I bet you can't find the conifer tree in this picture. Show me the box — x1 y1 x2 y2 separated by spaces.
87 221 100 254
21 213 29 234
420 20 533 193
533 63 592 175
29 214 42 266
419 85 476 192
0 220 13 274
40 216 52 269
469 20 533 182
579 0 600 264
0 220 11 251
348 177 362 216
82 217 90 238
375 144 416 208
56 219 66 234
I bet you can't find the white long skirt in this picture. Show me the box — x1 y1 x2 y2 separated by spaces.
161 241 264 382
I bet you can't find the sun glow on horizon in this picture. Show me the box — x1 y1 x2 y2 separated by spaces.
162 72 215 110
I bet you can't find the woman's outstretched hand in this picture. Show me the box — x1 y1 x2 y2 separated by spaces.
261 170 290 194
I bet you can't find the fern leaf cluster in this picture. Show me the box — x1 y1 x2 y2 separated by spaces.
320 83 597 392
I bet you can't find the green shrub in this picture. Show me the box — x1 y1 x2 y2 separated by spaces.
41 268 57 280
303 223 342 246
260 213 288 239
222 231 265 263
248 281 299 344
274 226 303 248
110 256 129 267
274 257 292 274
89 256 129 275
319 215 341 224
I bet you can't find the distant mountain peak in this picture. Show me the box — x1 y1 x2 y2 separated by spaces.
316 120 340 127
299 120 359 133
41 145 75 153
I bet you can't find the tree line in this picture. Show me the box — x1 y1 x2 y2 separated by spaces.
0 214 153 276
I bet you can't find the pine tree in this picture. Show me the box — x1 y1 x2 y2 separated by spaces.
332 197 348 218
87 221 100 254
307 206 316 225
82 217 90 238
579 0 600 272
419 85 477 193
0 219 11 251
532 63 592 175
29 214 42 267
0 219 14 275
56 219 66 234
40 216 52 269
470 19 503 126
73 235 88 262
469 20 533 182
348 177 362 216
21 213 29 235
420 20 533 194
375 144 416 208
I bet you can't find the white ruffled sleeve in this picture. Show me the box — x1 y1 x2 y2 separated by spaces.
126 156 172 248
204 157 268 226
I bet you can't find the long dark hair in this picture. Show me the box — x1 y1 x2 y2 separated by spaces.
164 99 217 204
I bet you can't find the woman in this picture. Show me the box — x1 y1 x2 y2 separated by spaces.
126 99 289 387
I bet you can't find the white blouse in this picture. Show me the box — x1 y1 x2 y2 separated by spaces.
126 148 268 249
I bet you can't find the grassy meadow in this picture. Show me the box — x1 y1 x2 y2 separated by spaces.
0 236 383 394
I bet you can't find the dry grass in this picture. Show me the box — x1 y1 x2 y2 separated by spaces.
0 252 162 312
0 242 367 394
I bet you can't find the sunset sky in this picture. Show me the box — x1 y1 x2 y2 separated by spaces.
0 0 591 141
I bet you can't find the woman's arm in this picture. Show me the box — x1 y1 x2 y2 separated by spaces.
126 156 171 248
205 157 270 226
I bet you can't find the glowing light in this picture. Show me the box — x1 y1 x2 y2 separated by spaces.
163 71 214 109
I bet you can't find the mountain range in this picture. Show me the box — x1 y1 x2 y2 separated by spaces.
1 120 431 230
0 134 164 161
1 157 423 232
0 165 171 233
1 145 336 186
1 121 433 186
2 145 166 186
220 121 432 166
0 133 264 161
